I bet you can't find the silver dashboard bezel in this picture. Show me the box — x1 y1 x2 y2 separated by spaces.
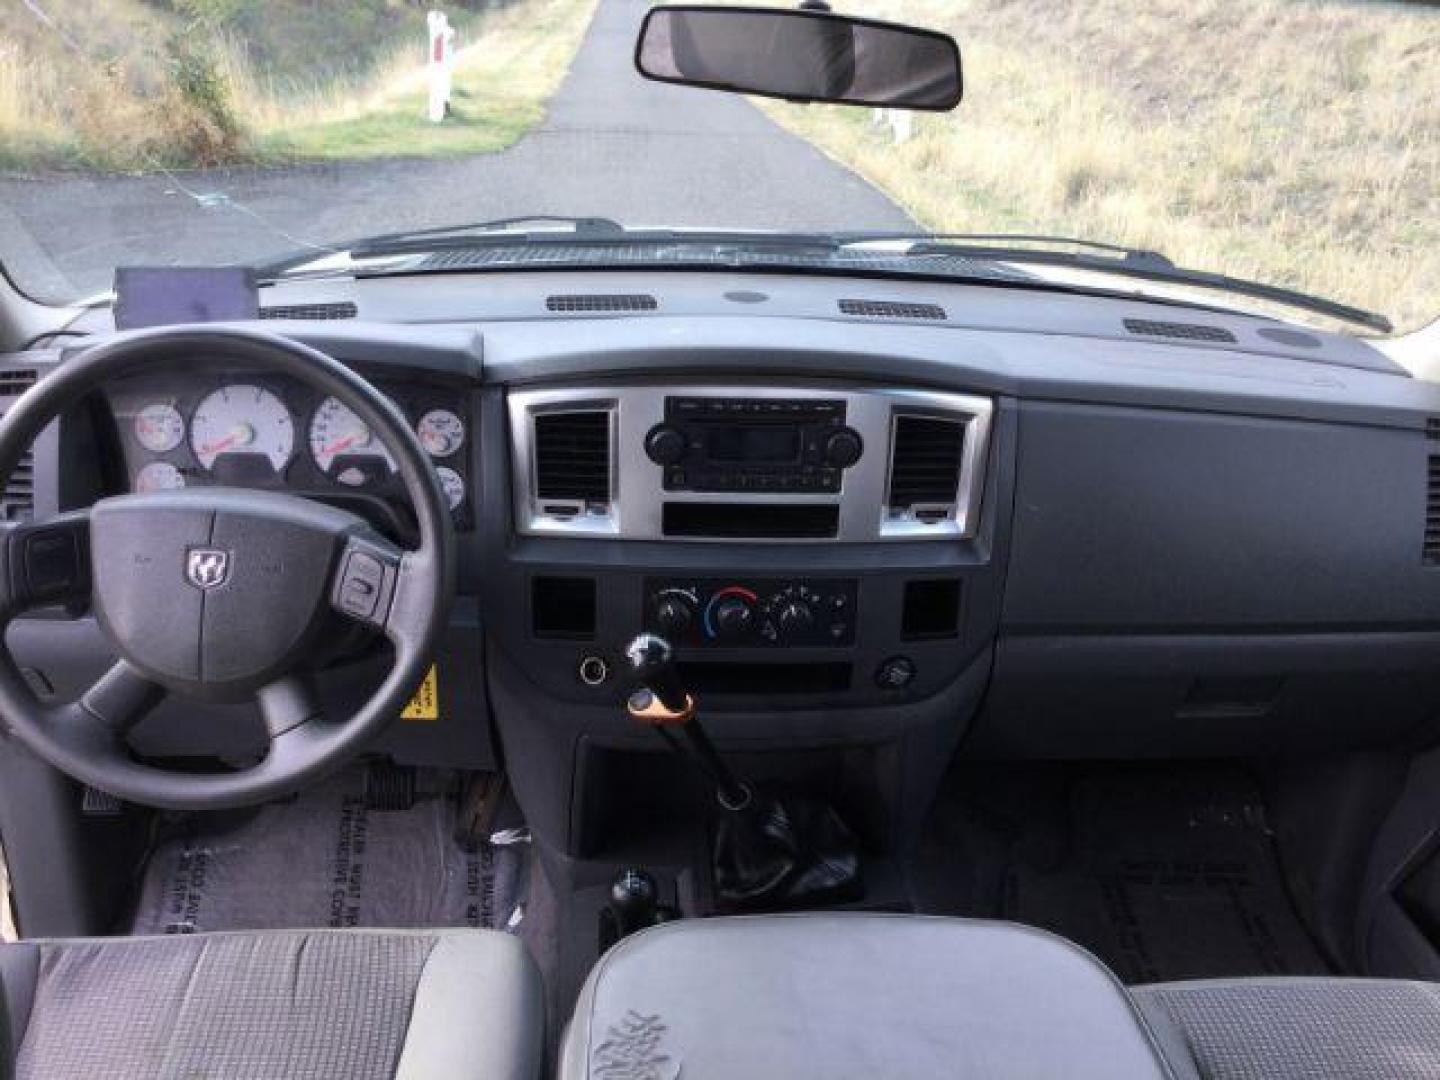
508 384 992 542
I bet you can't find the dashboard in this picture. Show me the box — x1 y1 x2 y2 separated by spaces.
6 268 1440 860
104 369 474 532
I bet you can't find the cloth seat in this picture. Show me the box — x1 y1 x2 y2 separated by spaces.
0 928 542 1080
1133 977 1440 1080
560 913 1174 1079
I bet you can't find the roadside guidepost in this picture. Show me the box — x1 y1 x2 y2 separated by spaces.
872 108 914 145
427 10 457 123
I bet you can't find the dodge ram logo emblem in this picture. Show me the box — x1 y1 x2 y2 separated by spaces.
185 548 231 590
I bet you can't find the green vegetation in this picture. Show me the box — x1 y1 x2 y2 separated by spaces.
760 0 1439 333
0 0 596 170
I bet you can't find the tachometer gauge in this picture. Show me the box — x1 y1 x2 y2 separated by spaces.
309 396 396 484
190 384 294 471
135 461 186 492
133 402 184 453
416 409 465 458
435 465 465 510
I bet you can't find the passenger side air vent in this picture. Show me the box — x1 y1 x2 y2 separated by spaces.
839 299 946 320
1 450 34 522
546 294 657 313
1123 318 1237 343
887 415 965 521
1425 420 1440 566
534 410 612 511
259 302 357 320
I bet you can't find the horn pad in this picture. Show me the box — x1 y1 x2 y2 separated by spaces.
90 489 358 700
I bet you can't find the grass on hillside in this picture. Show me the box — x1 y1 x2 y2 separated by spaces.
759 0 1438 334
246 0 595 162
0 0 596 170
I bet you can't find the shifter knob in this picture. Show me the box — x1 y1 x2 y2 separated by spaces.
608 867 660 936
624 633 689 714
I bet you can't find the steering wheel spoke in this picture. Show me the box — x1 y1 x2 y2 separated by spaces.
78 660 165 735
0 511 92 621
257 673 323 739
329 531 421 644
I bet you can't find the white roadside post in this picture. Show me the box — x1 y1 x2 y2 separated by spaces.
427 10 457 122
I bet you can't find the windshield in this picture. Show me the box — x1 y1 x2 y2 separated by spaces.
0 0 1434 333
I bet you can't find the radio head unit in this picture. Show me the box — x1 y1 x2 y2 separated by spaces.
645 397 864 493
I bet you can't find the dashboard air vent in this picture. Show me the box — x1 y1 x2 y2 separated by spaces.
1123 318 1236 343
259 302 357 320
534 410 611 508
1426 420 1440 566
0 369 38 395
1 450 34 522
839 299 946 320
546 294 657 313
887 415 965 516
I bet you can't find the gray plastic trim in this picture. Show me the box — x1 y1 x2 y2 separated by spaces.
507 384 992 542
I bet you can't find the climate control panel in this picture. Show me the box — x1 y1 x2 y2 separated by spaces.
644 578 857 647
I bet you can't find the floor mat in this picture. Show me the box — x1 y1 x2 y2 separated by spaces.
915 765 1332 984
130 771 528 936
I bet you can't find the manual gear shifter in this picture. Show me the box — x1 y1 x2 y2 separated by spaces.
624 633 863 911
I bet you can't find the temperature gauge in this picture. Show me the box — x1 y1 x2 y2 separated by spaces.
135 462 186 492
134 402 184 453
435 466 465 510
417 409 465 458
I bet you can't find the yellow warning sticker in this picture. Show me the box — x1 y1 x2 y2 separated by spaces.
401 666 440 720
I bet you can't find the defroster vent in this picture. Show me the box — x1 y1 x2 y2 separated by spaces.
546 294 657 313
840 299 946 320
535 410 611 508
887 415 965 518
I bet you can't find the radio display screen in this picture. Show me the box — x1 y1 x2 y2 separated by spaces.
705 424 801 463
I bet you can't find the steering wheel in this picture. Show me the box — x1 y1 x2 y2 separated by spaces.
0 327 454 809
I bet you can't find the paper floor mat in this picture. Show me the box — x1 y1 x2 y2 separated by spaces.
130 772 525 936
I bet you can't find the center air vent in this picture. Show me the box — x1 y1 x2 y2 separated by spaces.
839 299 946 320
259 302 357 320
887 415 966 520
534 410 612 510
546 294 657 313
1123 318 1236 343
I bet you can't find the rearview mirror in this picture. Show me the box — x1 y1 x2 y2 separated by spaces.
635 5 963 111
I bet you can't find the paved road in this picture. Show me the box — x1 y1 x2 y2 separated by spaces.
0 0 912 300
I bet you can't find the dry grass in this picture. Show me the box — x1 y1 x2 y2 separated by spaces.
760 0 1439 334
0 0 596 169
238 0 598 162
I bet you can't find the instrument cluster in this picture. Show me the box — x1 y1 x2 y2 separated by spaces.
109 371 473 528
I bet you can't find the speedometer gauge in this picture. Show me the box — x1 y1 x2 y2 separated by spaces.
416 409 465 458
190 384 294 471
134 402 184 453
309 397 396 484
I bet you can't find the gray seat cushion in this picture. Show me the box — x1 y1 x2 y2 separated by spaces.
1133 977 1440 1080
0 928 542 1080
561 913 1174 1080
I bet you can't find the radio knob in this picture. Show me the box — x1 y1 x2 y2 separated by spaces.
776 600 815 641
711 596 755 640
824 428 864 468
644 425 686 466
654 594 695 636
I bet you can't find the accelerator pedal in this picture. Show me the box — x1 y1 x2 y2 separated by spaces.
364 760 418 811
81 786 124 817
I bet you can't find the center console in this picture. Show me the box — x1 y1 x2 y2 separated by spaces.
484 377 1012 861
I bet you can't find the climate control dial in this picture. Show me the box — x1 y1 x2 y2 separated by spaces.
645 578 856 648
